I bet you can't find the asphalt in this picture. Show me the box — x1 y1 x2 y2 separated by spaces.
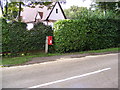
24 51 118 65
1 53 119 88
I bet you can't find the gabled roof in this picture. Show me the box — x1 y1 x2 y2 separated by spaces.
46 2 67 21
21 5 51 23
21 2 66 23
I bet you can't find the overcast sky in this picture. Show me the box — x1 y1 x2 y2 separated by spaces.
61 0 93 9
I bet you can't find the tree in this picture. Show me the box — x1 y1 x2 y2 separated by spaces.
18 2 22 21
0 1 20 20
0 0 8 17
64 6 89 19
7 2 19 20
90 1 120 16
0 0 4 16
96 2 119 10
0 1 53 21
64 3 120 20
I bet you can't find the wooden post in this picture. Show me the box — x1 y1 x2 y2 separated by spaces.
45 36 48 53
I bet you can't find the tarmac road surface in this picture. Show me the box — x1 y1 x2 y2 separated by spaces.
1 53 119 88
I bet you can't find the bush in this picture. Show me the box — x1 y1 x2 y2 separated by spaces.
54 18 119 53
29 23 53 52
2 19 11 53
54 19 87 53
85 19 118 50
2 20 53 56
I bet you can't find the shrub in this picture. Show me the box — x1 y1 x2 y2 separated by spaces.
85 19 118 50
54 19 87 53
8 21 28 53
2 21 53 56
2 19 11 53
29 22 53 51
54 18 119 53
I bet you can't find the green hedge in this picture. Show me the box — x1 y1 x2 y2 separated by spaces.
54 19 87 52
2 19 53 56
54 19 119 53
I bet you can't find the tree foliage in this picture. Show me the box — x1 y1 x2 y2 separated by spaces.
64 5 120 19
91 2 120 17
95 2 120 11
64 6 89 19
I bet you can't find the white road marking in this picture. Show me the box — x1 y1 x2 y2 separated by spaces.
28 68 111 88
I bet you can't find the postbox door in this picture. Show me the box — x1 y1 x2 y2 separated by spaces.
48 36 53 45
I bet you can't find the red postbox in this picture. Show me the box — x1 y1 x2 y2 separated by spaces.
48 36 53 45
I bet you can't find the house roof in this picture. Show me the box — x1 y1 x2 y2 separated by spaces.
46 2 67 21
21 2 66 23
21 5 51 23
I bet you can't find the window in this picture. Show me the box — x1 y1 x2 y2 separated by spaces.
39 12 43 19
56 9 58 13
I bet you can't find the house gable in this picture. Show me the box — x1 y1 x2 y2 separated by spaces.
46 2 67 21
21 2 66 23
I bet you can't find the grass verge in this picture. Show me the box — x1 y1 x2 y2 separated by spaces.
1 47 119 67
79 47 119 54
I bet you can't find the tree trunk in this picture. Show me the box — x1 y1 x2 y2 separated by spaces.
18 2 22 22
5 0 8 17
0 1 4 16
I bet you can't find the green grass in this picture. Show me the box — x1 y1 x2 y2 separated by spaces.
79 47 119 54
1 47 119 67
1 53 62 66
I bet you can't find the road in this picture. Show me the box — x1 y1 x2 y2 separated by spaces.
1 53 119 88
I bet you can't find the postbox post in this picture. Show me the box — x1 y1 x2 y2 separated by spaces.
45 36 48 53
45 36 53 53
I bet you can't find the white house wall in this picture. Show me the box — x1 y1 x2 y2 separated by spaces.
48 3 65 21
42 21 54 28
27 23 34 30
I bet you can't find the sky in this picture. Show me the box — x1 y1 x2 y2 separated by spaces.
0 0 93 17
61 0 93 9
0 8 2 17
